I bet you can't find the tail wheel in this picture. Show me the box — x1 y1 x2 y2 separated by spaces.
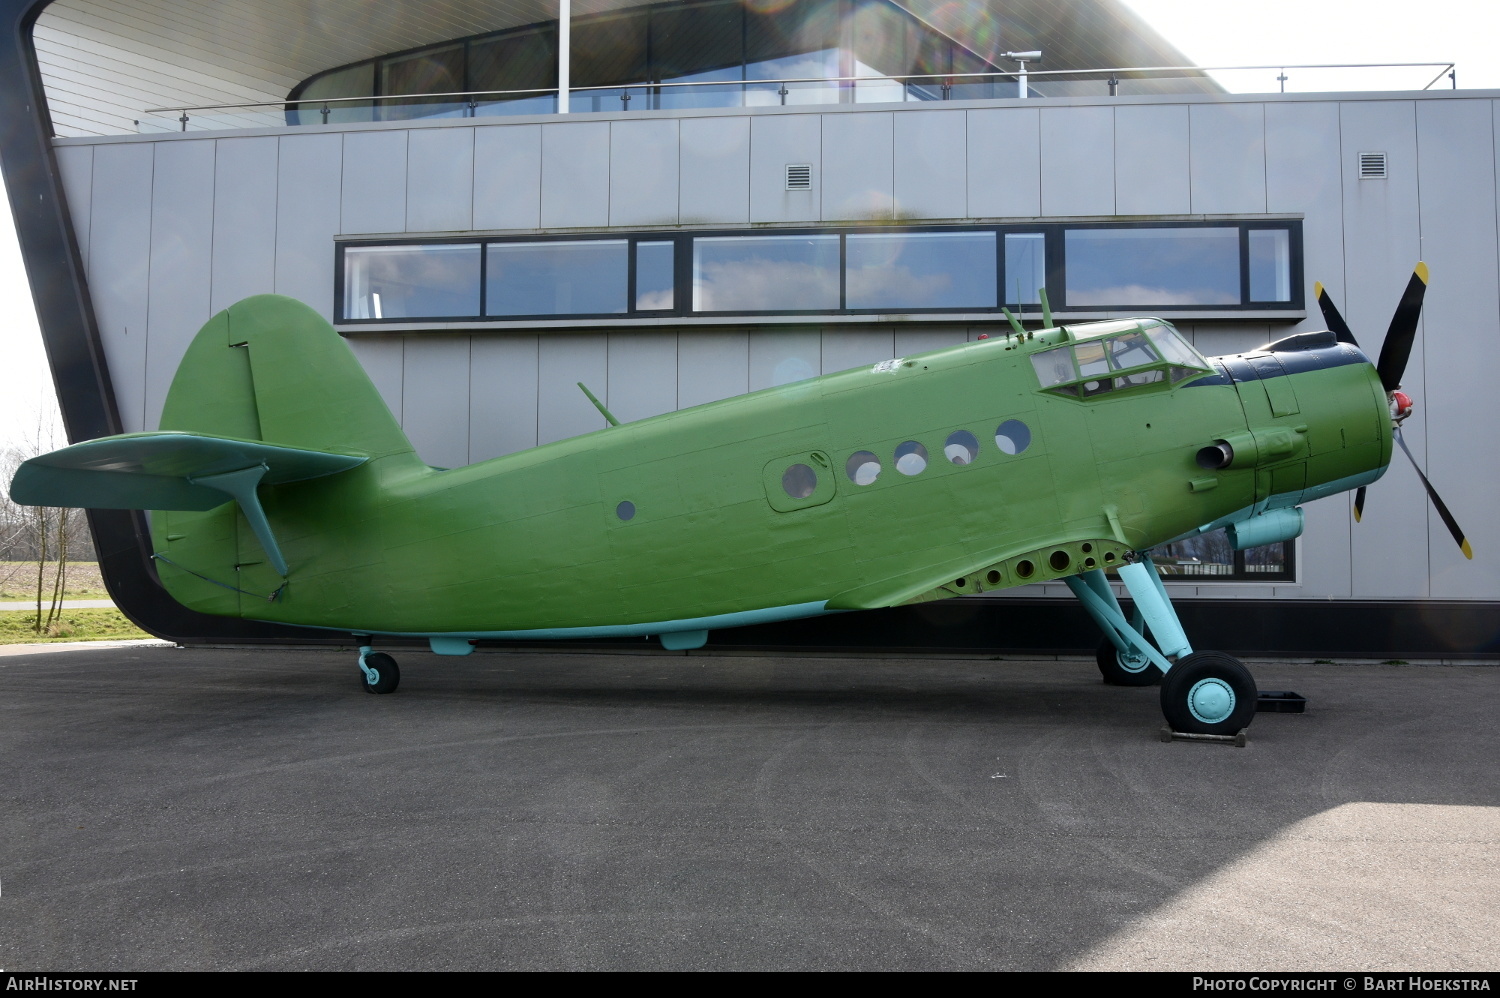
1159 651 1256 735
361 652 400 694
1095 637 1163 686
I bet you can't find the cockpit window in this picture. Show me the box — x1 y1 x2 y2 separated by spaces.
1143 322 1210 370
1031 346 1076 387
1108 331 1158 369
1074 341 1110 378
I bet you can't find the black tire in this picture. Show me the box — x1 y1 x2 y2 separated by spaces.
1096 637 1163 686
360 652 400 694
1159 651 1256 735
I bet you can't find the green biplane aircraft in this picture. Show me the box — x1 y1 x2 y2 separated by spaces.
10 265 1469 735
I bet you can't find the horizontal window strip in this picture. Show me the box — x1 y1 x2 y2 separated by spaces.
335 220 1303 325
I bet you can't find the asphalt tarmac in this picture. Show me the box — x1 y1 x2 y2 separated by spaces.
2 644 1497 972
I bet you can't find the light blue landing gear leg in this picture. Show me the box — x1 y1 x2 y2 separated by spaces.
356 637 400 694
1066 556 1257 736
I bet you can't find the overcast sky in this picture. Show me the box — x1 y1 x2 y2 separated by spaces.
2 0 1496 448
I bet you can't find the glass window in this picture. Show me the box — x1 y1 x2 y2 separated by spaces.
1074 341 1110 378
1107 331 1159 369
1143 323 1211 369
1004 233 1046 306
944 430 979 465
693 235 840 311
783 464 818 499
745 0 840 105
1155 530 1293 581
616 500 636 521
846 232 996 310
1031 347 1075 387
846 451 881 486
343 244 481 320
636 241 674 311
469 28 558 115
650 1 744 109
380 44 467 120
293 62 375 125
1065 228 1240 306
995 419 1031 455
894 441 928 476
486 240 628 316
1249 228 1292 302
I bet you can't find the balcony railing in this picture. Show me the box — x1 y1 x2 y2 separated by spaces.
138 62 1458 133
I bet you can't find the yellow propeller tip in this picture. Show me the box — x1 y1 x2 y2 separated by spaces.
1461 539 1473 560
1314 281 1325 297
1415 261 1429 284
1353 509 1362 523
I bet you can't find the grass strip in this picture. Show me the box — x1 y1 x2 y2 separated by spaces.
0 607 152 643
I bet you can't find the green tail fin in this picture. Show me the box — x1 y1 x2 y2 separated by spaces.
160 294 415 460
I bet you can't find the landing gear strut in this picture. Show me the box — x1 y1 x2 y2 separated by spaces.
357 639 400 694
1067 555 1257 735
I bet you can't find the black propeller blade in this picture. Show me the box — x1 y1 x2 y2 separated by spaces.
1375 262 1428 392
1314 280 1359 345
1394 429 1473 560
1353 485 1367 523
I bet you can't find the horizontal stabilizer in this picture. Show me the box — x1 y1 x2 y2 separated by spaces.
10 432 367 511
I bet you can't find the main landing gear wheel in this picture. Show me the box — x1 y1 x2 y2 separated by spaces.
1095 637 1163 686
1159 651 1256 735
360 652 400 694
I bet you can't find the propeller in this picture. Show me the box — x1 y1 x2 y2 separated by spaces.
1314 263 1472 559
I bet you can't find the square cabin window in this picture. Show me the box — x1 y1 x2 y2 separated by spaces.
343 244 480 320
1065 228 1240 307
693 235 840 311
845 231 996 310
486 240 628 316
1249 228 1293 302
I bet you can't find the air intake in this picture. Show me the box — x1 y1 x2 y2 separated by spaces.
1359 152 1388 179
785 164 813 191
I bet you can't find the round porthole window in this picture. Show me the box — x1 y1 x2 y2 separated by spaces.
995 419 1032 456
616 500 636 521
894 441 928 476
944 430 979 466
782 463 818 499
846 451 881 486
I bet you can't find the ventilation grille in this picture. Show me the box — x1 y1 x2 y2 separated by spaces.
1359 152 1388 179
785 163 813 191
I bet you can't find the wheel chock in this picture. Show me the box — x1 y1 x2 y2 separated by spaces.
1159 725 1248 747
1255 690 1307 713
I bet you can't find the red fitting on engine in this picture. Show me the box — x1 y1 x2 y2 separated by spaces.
1390 389 1414 423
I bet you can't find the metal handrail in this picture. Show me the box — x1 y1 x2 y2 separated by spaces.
141 60 1457 123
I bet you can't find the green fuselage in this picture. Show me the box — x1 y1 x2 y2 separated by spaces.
151 302 1391 638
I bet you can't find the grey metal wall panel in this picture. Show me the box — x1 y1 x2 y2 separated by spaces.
540 121 610 229
1114 104 1189 215
1338 99 1425 599
209 136 278 315
341 129 408 235
406 126 474 233
346 337 405 431
894 109 966 220
1039 105 1113 216
821 328 894 374
894 328 961 358
678 330 749 408
469 334 539 460
1265 101 1344 334
400 335 472 469
1417 99 1499 598
87 141 154 433
748 328 821 391
274 131 342 317
608 118 679 227
821 111 894 221
53 142 91 259
537 332 610 444
1189 103 1266 215
967 107 1040 218
679 115 750 225
606 330 677 423
473 124 541 231
144 139 215 432
749 113 820 224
